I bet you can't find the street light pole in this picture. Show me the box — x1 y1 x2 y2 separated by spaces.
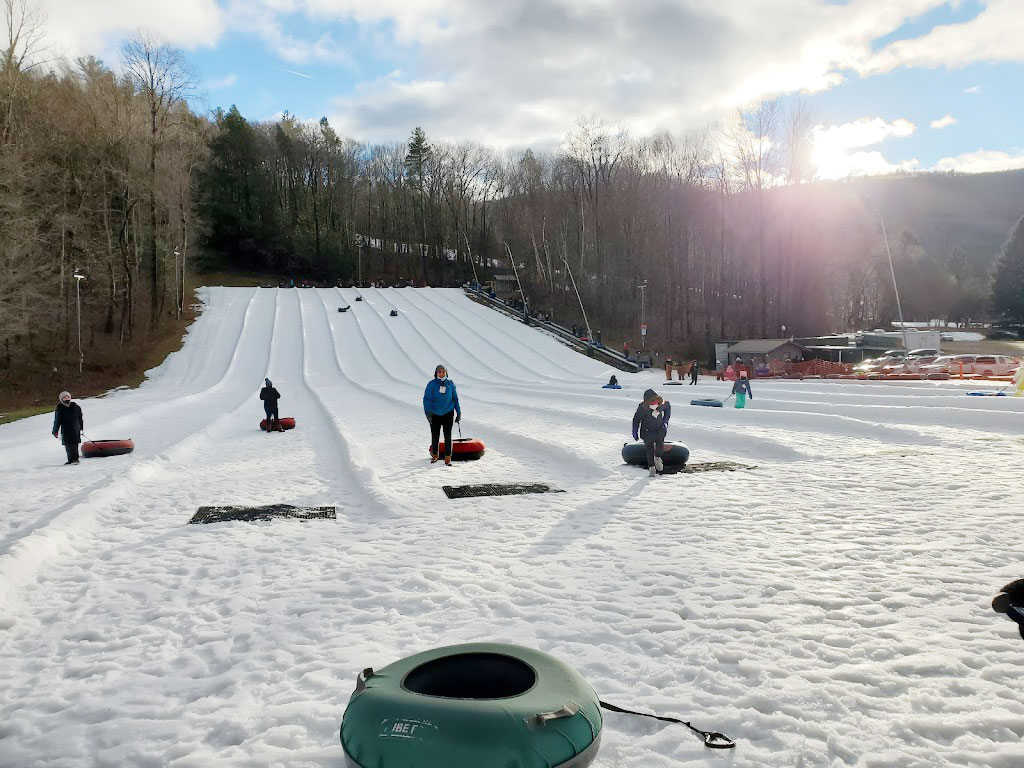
173 248 181 319
637 280 647 350
73 271 86 373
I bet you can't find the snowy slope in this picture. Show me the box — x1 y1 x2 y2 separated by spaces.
1 287 1023 767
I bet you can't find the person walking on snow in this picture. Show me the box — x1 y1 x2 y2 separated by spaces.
260 378 283 431
424 364 461 466
52 391 84 465
689 360 700 385
732 371 753 409
632 388 671 477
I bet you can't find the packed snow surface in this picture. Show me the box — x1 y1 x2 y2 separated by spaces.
1 287 1023 767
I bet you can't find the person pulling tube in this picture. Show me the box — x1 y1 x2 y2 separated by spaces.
632 388 671 477
423 364 461 466
52 390 84 465
731 372 753 408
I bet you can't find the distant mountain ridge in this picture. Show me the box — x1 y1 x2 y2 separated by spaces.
833 169 1024 273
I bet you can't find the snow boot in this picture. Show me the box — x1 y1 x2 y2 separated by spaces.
444 455 452 466
430 449 438 463
655 457 664 473
648 466 657 477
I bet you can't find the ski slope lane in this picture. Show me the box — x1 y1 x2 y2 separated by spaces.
2 287 1024 768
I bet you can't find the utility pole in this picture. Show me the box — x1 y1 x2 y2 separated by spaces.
504 242 529 322
73 271 86 373
563 258 592 342
880 217 911 353
463 231 480 286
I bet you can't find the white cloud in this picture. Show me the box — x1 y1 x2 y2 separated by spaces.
932 148 1024 173
930 114 957 130
39 0 224 62
206 73 238 89
238 0 1019 147
811 117 918 180
964 85 982 94
862 0 1024 75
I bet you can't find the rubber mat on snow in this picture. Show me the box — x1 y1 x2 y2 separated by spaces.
443 483 564 499
660 461 756 475
189 505 336 524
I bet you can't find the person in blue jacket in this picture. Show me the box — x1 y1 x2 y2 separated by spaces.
423 364 462 465
632 388 671 476
731 371 753 408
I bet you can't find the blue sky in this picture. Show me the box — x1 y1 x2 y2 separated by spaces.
39 0 1024 177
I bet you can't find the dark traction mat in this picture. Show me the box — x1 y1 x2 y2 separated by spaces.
189 505 337 524
443 483 564 499
661 461 756 475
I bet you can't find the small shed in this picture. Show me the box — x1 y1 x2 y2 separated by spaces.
727 338 807 365
492 274 517 298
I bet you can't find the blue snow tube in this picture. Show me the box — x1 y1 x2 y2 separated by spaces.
967 391 1006 397
690 398 723 407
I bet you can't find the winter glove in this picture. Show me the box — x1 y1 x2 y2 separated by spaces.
53 432 58 438
455 413 461 423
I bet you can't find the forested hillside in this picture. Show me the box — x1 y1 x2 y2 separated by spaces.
3 20 1023 407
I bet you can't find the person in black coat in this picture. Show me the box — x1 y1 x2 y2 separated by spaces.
52 390 84 464
260 378 282 431
689 360 700 385
632 388 671 476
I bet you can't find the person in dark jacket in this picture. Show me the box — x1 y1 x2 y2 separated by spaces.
689 360 700 385
632 388 671 477
260 378 283 431
423 364 462 465
52 390 84 464
603 375 621 389
731 372 752 408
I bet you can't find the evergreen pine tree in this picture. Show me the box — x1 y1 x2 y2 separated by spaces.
992 216 1024 322
404 127 432 284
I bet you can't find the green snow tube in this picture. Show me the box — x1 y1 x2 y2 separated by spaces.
340 643 602 768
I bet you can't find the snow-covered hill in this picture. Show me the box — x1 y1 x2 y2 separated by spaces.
1 287 1023 766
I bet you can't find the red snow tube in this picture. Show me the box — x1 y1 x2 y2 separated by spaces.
434 438 486 461
260 417 296 431
82 439 134 458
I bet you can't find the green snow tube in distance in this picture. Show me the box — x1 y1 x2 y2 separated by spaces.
340 642 602 768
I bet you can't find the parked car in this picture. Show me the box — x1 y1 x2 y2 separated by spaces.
854 350 906 373
920 355 1020 377
880 354 941 373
